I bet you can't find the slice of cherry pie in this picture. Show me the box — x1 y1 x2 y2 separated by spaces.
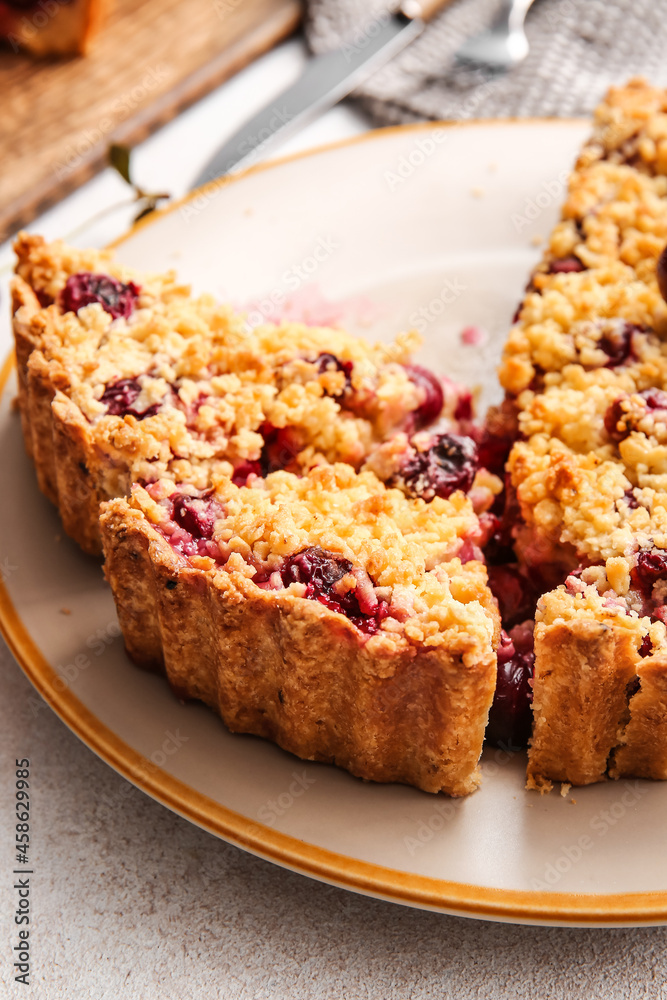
13 233 491 556
496 78 667 790
100 464 501 796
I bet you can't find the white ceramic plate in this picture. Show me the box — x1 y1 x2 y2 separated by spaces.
4 120 667 927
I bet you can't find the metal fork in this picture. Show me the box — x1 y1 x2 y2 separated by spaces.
454 0 537 72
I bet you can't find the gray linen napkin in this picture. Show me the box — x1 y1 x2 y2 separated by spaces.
305 0 667 124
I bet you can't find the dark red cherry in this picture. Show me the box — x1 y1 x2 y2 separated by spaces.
171 494 219 540
598 323 643 368
100 378 160 420
272 546 389 635
397 433 478 501
486 627 535 749
604 397 628 441
60 273 140 320
259 423 302 475
606 387 667 442
403 365 444 430
315 353 354 398
640 388 667 410
454 391 473 422
486 564 539 630
231 461 262 486
548 256 585 274
632 549 667 596
476 429 514 478
280 547 351 591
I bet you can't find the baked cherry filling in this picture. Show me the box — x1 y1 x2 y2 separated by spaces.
159 491 225 558
454 389 474 423
476 429 514 480
632 548 667 597
34 289 54 307
640 388 667 410
487 564 539 630
313 356 445 431
255 546 390 635
640 635 653 657
60 273 140 320
403 365 444 430
597 322 645 368
548 255 586 274
259 423 302 475
394 433 478 501
100 378 160 420
605 387 667 441
316 353 353 398
231 461 262 487
604 398 629 441
486 625 535 749
172 494 218 539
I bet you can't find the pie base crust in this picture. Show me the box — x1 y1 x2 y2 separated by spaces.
13 277 105 555
100 498 497 797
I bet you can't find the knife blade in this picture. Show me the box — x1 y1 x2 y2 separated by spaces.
191 0 452 189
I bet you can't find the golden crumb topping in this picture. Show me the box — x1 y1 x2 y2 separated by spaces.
535 570 667 658
130 463 498 654
499 82 667 580
13 233 451 498
500 86 667 399
13 231 183 304
579 77 667 173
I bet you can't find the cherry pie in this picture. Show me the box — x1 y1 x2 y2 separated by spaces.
498 78 667 790
100 465 500 796
12 78 667 796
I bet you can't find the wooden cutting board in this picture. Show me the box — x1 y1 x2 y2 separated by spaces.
0 0 302 242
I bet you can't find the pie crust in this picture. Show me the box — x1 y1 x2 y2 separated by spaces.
100 468 500 796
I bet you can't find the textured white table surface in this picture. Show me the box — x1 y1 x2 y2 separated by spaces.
1 35 667 1000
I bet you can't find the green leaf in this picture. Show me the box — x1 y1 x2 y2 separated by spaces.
109 144 133 186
